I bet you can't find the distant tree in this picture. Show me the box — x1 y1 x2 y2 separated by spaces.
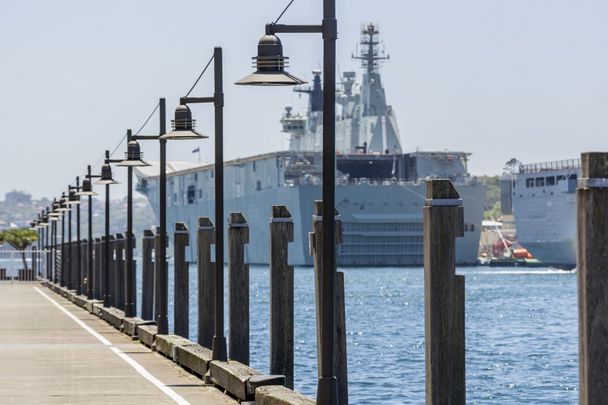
0 228 38 270
503 158 522 174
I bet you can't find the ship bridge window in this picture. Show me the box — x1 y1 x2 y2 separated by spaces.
545 176 555 186
535 177 545 187
526 178 534 188
568 174 577 180
187 185 196 204
256 180 262 192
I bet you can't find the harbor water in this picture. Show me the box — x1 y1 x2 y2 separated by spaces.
137 265 578 404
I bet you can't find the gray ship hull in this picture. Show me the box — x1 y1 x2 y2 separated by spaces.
141 176 485 266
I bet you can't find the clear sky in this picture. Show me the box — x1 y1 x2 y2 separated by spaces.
1 0 607 199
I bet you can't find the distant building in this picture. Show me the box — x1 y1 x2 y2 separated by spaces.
5 190 32 205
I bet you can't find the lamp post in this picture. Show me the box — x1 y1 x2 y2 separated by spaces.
77 167 98 299
133 97 203 334
236 3 338 403
172 46 224 360
57 194 70 287
66 186 82 293
94 151 119 307
112 129 150 318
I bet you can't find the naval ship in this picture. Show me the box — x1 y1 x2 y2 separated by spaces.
502 159 579 269
135 24 486 266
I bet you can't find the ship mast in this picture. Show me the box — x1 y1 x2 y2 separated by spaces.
352 23 389 77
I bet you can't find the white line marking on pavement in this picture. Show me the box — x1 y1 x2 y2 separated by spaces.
33 287 190 405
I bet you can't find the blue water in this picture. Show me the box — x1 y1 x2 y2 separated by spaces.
137 266 579 404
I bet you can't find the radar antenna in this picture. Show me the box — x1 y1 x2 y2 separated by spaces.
352 23 390 76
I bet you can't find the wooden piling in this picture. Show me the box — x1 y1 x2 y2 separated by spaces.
81 239 88 295
577 152 608 404
174 222 190 338
154 227 161 321
423 179 465 405
197 217 216 349
94 238 102 300
125 232 137 315
228 213 250 365
141 230 155 321
309 201 347 404
115 234 125 310
269 205 294 389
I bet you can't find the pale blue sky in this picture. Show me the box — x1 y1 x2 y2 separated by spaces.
1 0 607 198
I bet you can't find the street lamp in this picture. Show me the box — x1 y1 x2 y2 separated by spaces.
94 151 119 307
66 186 81 293
236 3 339 403
171 46 228 360
77 167 97 300
132 97 203 334
57 194 70 287
115 130 149 318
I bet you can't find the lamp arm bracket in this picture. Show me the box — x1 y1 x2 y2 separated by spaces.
106 159 122 164
132 135 159 141
181 96 215 105
322 18 337 40
266 23 323 35
87 174 102 179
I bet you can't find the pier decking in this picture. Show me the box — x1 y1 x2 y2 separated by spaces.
0 282 236 404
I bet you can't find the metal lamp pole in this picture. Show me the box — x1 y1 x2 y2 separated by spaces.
179 46 226 361
86 166 95 299
132 98 168 333
238 2 338 402
67 192 73 290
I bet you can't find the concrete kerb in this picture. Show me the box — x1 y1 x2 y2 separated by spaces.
255 385 316 405
209 360 285 402
137 324 158 349
174 343 213 378
155 335 193 360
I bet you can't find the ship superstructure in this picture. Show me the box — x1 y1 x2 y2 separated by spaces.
503 159 579 268
136 24 486 266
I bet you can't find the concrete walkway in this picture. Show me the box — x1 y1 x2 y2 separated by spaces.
0 282 237 405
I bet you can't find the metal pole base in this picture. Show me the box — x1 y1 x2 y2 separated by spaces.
316 376 337 405
124 304 135 318
157 316 169 335
212 336 227 361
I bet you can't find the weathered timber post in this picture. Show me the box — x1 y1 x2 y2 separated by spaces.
269 205 294 389
577 152 608 404
124 232 136 316
228 212 250 365
335 270 348 405
100 236 107 301
81 239 88 295
115 233 125 310
174 222 190 338
141 230 155 321
94 238 102 300
423 179 465 405
309 200 348 405
107 235 116 307
153 227 162 321
197 217 216 349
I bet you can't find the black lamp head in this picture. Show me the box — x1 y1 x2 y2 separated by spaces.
95 163 119 185
235 34 307 86
76 178 97 196
160 104 207 140
117 140 151 167
66 189 81 205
